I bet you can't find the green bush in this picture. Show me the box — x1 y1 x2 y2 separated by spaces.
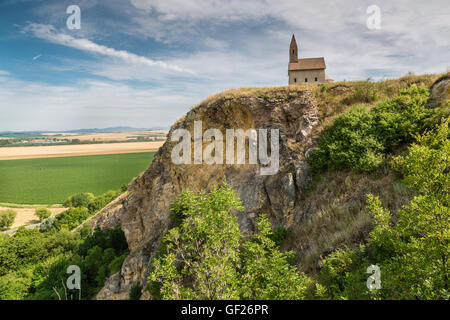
316 247 371 300
129 284 142 300
316 119 450 300
309 106 384 172
54 207 90 230
310 85 434 173
87 190 119 213
39 216 55 232
0 209 17 230
149 185 307 300
269 226 288 247
35 207 51 221
63 192 95 208
0 227 80 277
55 190 122 231
33 226 128 300
371 85 432 151
352 80 378 103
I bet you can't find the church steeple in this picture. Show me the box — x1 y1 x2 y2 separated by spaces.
289 34 298 63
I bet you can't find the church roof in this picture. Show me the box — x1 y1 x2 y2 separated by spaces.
289 57 326 71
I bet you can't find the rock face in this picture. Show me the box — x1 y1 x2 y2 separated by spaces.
91 88 319 299
428 73 450 108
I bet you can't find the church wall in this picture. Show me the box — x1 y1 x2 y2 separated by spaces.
288 69 326 85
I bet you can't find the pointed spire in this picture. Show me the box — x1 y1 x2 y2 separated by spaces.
291 34 296 43
289 33 298 63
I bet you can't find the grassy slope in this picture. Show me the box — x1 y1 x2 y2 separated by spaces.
281 73 445 274
0 152 155 204
176 73 445 275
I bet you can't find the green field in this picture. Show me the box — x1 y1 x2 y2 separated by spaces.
0 152 155 204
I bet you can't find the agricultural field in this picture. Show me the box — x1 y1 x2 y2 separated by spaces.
42 130 168 142
0 130 168 147
0 141 163 160
0 152 155 204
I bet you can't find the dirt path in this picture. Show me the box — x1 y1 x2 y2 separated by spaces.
0 206 67 229
0 141 164 160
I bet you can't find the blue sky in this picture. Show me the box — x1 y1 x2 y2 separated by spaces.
0 0 449 131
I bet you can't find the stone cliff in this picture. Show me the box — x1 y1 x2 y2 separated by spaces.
91 87 320 299
90 73 449 299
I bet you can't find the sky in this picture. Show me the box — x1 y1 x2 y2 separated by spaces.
0 0 449 131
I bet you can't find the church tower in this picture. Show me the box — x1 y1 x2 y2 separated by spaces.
289 34 298 63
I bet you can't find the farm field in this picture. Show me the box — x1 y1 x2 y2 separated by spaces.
42 130 168 142
0 141 164 160
0 152 155 204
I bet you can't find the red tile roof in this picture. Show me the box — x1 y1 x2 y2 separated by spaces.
289 57 326 71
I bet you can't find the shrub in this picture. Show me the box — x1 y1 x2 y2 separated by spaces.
317 246 371 300
0 209 17 230
35 207 51 221
269 226 288 247
32 226 128 300
87 190 118 213
63 192 95 208
352 79 378 103
364 118 450 299
149 185 307 300
309 106 384 172
39 217 55 233
310 85 434 173
371 85 432 151
129 284 142 300
54 207 90 230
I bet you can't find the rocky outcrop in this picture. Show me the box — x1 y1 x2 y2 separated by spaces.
90 88 319 299
428 73 450 108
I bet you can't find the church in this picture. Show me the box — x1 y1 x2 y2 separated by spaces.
288 34 332 85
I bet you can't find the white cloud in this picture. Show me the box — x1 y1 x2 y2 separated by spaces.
0 75 200 131
22 23 194 74
126 0 450 80
2 0 449 131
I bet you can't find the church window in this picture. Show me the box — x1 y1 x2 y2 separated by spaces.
305 78 308 82
315 77 318 81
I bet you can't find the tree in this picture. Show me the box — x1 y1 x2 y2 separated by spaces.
239 215 307 299
148 184 308 300
149 185 243 300
0 209 17 230
35 207 51 221
63 192 95 208
366 118 450 299
40 217 55 232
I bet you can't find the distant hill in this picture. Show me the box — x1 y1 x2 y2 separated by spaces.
65 126 168 133
0 126 169 135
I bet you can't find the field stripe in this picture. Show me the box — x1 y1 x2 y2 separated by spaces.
0 141 164 160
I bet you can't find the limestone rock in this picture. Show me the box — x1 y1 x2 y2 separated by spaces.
90 88 320 299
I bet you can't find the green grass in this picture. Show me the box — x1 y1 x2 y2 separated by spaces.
0 152 155 204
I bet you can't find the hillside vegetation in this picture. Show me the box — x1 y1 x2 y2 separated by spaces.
165 72 450 300
0 73 448 300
